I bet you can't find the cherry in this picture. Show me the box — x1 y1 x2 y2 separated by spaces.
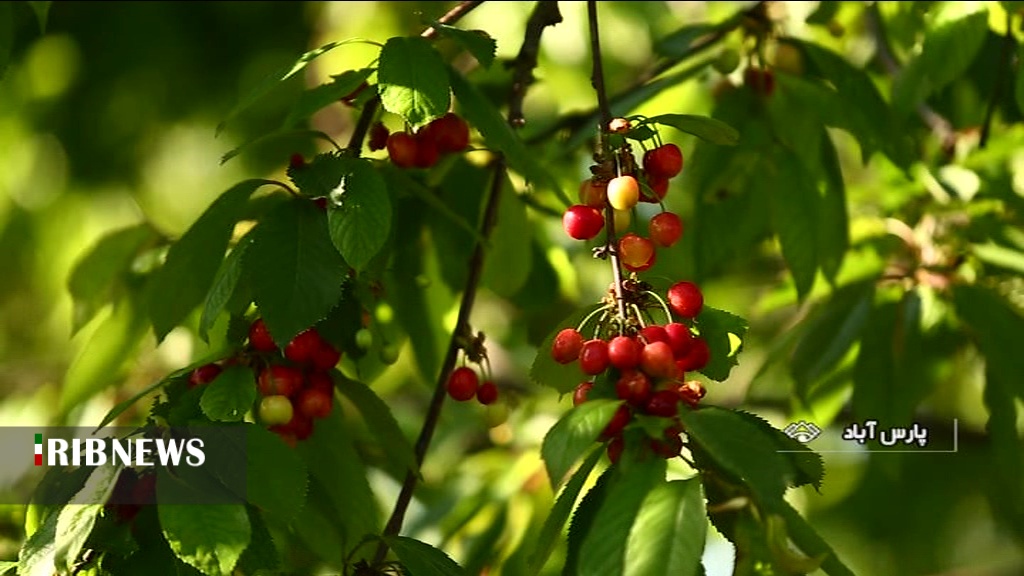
668 281 704 318
386 132 418 168
743 67 775 96
649 212 683 247
607 175 640 211
618 233 656 272
272 412 314 441
562 205 605 240
616 370 652 406
641 176 669 203
285 329 323 365
676 337 710 372
664 322 694 358
599 404 632 440
578 179 608 208
188 363 222 389
289 154 306 171
306 370 333 394
423 113 470 153
447 366 479 401
484 402 510 427
645 389 680 418
607 435 625 463
476 380 499 405
649 431 683 459
608 335 641 370
639 325 669 345
249 318 277 352
259 395 294 426
310 339 342 371
413 130 440 168
258 365 303 397
314 197 328 211
355 328 374 351
551 328 584 364
640 341 677 379
578 339 610 375
643 143 684 179
573 381 593 406
379 343 400 365
296 387 333 419
368 122 390 152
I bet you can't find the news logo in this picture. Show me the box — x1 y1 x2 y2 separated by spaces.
32 432 206 467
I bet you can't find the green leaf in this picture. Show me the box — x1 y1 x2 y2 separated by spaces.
27 1 51 33
221 129 341 165
624 478 706 576
1016 45 1024 117
530 305 605 394
378 37 451 128
424 159 489 291
54 466 121 572
577 457 666 576
94 369 189 431
334 372 419 478
692 306 748 382
67 224 155 333
326 158 392 271
481 176 532 297
769 149 819 300
778 502 856 576
654 23 719 58
817 133 849 282
246 199 348 349
384 536 467 576
790 281 874 399
243 425 308 522
953 284 1024 398
646 114 739 145
218 39 370 135
434 24 496 68
158 501 251 576
448 68 569 205
527 447 603 574
972 241 1024 275
18 501 58 576
0 560 15 575
283 68 374 128
805 1 840 24
146 180 269 341
731 410 824 491
563 467 612 575
982 368 1024 535
382 163 486 245
199 365 257 422
199 229 254 342
541 399 622 489
0 3 11 80
236 506 280 575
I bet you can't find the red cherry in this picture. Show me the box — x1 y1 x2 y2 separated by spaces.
476 381 499 405
285 329 323 365
607 435 625 464
640 341 677 379
386 132 418 168
296 387 333 419
562 205 605 240
551 328 585 364
578 179 608 208
578 339 610 375
258 365 304 397
643 143 684 179
618 233 656 272
638 325 669 345
608 336 642 370
249 318 277 352
616 370 652 406
447 366 479 401
306 371 334 394
423 113 470 154
649 212 683 247
368 122 390 152
599 404 632 441
645 389 680 418
649 431 683 459
676 337 710 372
667 281 704 318
271 412 314 441
188 363 222 389
743 67 775 96
573 381 593 406
413 130 440 168
289 154 306 171
311 339 341 371
664 322 694 358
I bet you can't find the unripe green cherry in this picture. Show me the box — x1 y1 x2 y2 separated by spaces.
355 328 373 351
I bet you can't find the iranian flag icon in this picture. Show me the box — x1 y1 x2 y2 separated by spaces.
34 433 42 466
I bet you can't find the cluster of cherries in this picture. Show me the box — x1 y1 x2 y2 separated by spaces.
553 280 710 462
188 318 342 445
446 365 499 406
377 112 471 169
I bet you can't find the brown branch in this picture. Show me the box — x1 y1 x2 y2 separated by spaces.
345 1 485 155
370 1 561 567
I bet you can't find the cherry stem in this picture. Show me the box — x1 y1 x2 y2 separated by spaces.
588 0 628 324
576 304 614 334
643 290 673 325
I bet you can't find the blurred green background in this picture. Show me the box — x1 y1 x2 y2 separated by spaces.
1 2 1023 574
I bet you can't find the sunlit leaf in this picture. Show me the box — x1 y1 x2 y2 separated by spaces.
541 399 622 489
378 37 450 128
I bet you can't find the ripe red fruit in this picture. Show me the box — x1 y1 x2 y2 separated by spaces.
645 389 681 417
296 387 333 419
259 395 294 426
607 435 625 463
188 363 222 389
668 281 704 318
641 176 669 203
643 143 684 179
664 322 694 358
607 175 640 211
289 154 305 170
573 381 593 406
743 67 775 96
639 325 669 345
616 370 652 406
272 412 314 441
386 132 418 168
608 336 641 370
649 432 683 459
649 212 683 247
368 122 390 152
249 319 277 352
311 340 342 371
447 366 479 401
424 113 470 153
306 371 333 394
258 365 303 397
640 341 678 379
579 179 608 208
578 339 610 375
477 380 499 405
618 233 656 272
600 404 632 440
285 329 323 365
676 337 710 372
551 328 584 364
562 205 605 240
413 130 440 168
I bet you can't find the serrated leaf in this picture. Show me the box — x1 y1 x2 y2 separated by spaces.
778 502 855 576
435 24 496 68
243 425 308 522
528 447 603 574
541 399 622 489
199 366 256 422
384 536 466 576
624 478 705 576
288 152 350 198
95 368 190 431
378 37 450 128
953 284 1024 398
770 149 819 300
563 467 613 576
382 163 486 245
217 39 370 135
731 410 824 491
54 466 121 572
577 458 666 576
199 230 254 342
448 68 570 205
334 372 419 478
692 306 748 382
326 158 391 271
481 176 532 297
146 180 269 341
530 305 606 394
246 199 348 348
283 68 374 128
18 500 58 576
158 501 251 576
67 224 155 333
646 114 739 145
221 129 341 165
235 506 280 575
